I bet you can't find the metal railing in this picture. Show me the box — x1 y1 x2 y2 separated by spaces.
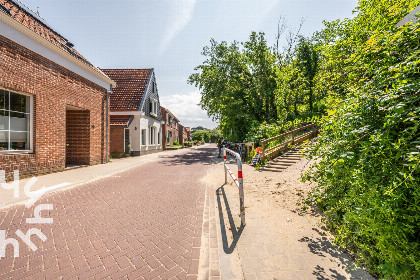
223 148 245 226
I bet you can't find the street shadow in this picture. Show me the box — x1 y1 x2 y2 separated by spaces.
291 203 322 218
159 147 216 166
299 230 374 279
216 184 245 254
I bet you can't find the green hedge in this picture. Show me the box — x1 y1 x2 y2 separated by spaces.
303 11 420 279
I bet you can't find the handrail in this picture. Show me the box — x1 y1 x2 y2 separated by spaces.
261 123 314 144
223 148 245 226
261 123 317 161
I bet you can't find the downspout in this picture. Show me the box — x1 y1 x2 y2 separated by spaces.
106 86 111 163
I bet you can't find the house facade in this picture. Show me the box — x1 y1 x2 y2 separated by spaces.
0 0 115 180
178 125 190 146
185 127 191 142
102 69 163 156
160 106 181 149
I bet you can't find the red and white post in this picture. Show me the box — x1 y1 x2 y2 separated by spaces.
223 148 245 226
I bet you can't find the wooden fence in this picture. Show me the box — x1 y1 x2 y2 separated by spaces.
260 124 318 161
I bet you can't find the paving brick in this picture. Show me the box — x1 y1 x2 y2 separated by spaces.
130 256 147 269
58 255 72 269
0 147 211 279
160 255 177 270
93 266 120 279
145 256 161 270
143 265 168 280
127 265 152 280
61 265 91 280
86 256 102 269
188 259 200 275
116 256 132 269
109 266 136 279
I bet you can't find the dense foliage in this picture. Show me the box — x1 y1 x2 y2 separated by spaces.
191 128 221 143
190 0 420 278
302 1 420 278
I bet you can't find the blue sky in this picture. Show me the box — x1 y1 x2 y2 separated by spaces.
24 0 358 129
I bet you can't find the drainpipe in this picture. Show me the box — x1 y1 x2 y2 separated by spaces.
106 86 111 163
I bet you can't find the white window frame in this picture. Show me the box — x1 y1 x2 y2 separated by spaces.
141 129 146 146
149 126 156 145
150 98 158 117
0 89 33 154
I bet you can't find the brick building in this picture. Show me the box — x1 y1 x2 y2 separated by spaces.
178 125 190 146
185 127 191 141
160 106 181 150
0 0 115 180
102 69 163 156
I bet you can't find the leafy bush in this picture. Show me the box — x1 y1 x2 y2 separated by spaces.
173 140 180 146
303 9 420 279
183 141 192 147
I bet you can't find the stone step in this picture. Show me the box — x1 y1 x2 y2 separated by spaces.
260 167 285 172
283 152 302 156
279 157 301 160
283 152 301 156
265 164 288 169
276 160 300 164
275 156 301 161
268 161 293 167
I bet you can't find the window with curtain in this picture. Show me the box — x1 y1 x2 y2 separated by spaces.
0 90 31 151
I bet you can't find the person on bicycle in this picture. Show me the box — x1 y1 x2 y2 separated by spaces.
217 137 224 158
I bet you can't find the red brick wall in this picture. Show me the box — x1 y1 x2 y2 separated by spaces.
110 126 124 156
178 124 184 145
66 110 91 165
0 35 108 180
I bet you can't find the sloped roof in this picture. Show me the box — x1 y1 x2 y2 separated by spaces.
110 115 132 126
161 106 179 122
0 0 112 83
101 69 152 111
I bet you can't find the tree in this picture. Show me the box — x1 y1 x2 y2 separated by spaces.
303 1 420 278
188 32 278 142
295 36 319 112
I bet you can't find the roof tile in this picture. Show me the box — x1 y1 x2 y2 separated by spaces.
0 0 110 81
110 115 132 126
101 69 151 112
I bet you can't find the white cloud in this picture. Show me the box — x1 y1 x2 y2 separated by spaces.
158 0 197 55
160 90 219 129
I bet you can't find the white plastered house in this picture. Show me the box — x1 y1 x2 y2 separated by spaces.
101 68 163 156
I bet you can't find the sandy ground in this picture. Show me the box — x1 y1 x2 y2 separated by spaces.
204 154 374 280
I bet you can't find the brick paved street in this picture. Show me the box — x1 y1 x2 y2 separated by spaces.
0 146 215 279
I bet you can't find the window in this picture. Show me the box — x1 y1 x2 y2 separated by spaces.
0 90 31 152
167 131 171 144
166 114 169 125
141 129 146 146
149 126 156 145
124 129 130 154
157 131 160 145
150 98 157 116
